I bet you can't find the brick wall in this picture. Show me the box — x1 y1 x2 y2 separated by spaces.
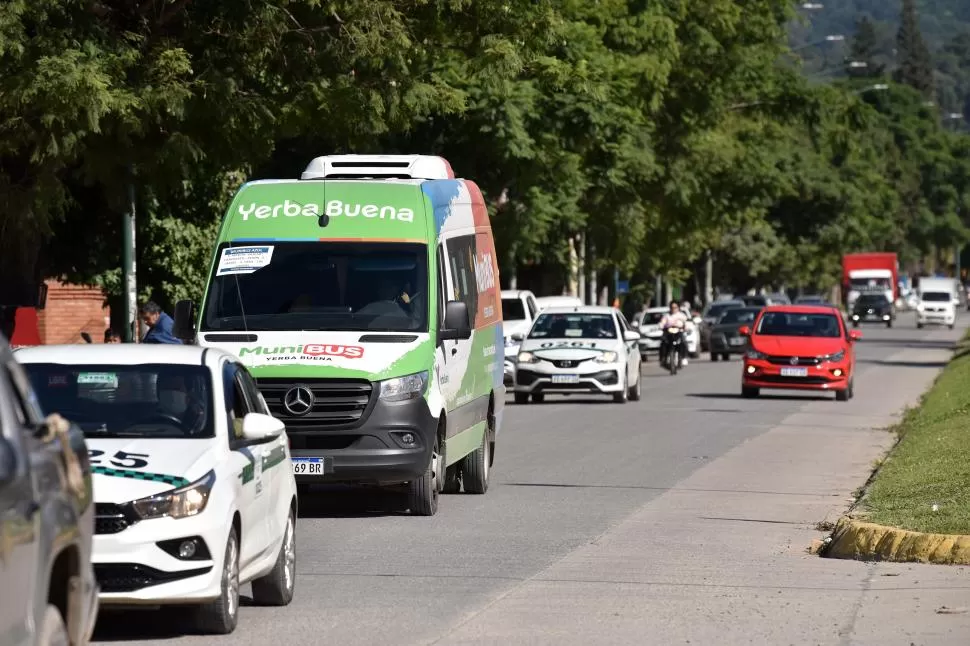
38 280 111 344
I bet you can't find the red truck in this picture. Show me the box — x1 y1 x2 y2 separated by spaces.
842 252 899 309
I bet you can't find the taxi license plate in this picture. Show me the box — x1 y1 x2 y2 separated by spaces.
729 337 746 346
292 457 329 475
552 374 580 384
780 367 808 377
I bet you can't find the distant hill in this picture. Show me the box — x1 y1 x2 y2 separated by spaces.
789 1 970 117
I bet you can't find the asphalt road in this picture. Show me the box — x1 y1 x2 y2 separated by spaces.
94 313 970 645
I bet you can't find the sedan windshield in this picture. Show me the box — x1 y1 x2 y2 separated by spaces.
718 308 760 324
22 363 215 439
502 298 526 321
921 292 951 302
755 312 842 338
202 241 428 332
529 313 617 339
639 311 665 326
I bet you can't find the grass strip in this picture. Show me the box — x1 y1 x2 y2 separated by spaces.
863 332 970 535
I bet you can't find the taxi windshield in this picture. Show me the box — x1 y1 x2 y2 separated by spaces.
528 313 617 339
22 363 215 439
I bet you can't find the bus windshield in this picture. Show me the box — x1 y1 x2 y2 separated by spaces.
202 241 429 332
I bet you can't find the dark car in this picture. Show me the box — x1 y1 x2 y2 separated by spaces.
1 337 98 646
699 300 744 351
795 295 828 306
708 307 762 361
850 293 895 328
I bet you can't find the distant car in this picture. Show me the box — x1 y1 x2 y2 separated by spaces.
2 337 99 646
740 305 860 402
698 299 744 351
634 307 699 359
766 292 791 305
535 295 584 311
501 289 539 386
707 306 762 361
514 306 642 404
17 344 299 635
850 293 895 327
794 295 827 305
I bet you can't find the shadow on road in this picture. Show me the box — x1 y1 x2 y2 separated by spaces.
91 601 252 641
858 359 948 368
686 392 833 402
297 484 414 518
858 337 955 350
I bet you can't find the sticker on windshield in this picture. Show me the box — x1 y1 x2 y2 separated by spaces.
217 245 275 276
77 372 118 387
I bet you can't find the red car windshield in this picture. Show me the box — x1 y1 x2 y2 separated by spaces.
755 312 842 338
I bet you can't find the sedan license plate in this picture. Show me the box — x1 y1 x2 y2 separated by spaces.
292 457 329 475
780 367 808 377
551 374 580 384
729 337 746 346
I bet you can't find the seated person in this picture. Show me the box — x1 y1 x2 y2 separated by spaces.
156 373 207 435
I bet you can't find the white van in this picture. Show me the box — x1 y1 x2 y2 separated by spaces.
916 277 957 329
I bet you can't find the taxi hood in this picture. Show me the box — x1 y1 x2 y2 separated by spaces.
519 337 620 360
87 437 218 503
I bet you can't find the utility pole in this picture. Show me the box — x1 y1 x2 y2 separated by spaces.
123 167 137 342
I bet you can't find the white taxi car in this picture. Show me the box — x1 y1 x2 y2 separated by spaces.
513 306 642 404
633 307 699 360
16 345 298 635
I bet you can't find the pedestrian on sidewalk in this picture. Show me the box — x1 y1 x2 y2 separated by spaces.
139 301 183 344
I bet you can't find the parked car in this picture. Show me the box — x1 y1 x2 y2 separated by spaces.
2 336 99 646
17 344 298 635
501 290 539 386
707 306 762 361
698 299 744 351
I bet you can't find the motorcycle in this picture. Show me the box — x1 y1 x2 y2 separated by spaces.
660 327 685 375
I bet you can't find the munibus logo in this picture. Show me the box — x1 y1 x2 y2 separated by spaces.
238 344 364 359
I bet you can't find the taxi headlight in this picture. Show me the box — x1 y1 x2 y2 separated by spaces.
130 471 215 520
517 351 538 363
380 371 429 402
595 351 619 364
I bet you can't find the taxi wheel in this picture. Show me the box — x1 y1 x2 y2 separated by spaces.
628 373 642 401
37 605 69 646
710 353 719 362
407 436 439 516
532 393 545 404
197 527 240 634
514 392 529 405
613 377 629 403
252 509 296 606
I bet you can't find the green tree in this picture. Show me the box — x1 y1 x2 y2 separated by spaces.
850 17 886 77
895 0 935 97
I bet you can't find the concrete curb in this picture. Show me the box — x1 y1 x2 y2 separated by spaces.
825 516 970 565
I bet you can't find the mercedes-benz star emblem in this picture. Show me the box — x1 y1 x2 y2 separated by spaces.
790 357 799 365
283 386 314 416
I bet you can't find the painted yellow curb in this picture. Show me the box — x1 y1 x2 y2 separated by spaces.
826 517 970 565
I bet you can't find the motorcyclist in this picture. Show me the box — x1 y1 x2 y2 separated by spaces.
659 301 689 367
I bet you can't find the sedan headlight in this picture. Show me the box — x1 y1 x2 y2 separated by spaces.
130 470 215 520
380 371 429 402
517 351 539 364
595 351 619 364
745 349 767 360
819 350 845 362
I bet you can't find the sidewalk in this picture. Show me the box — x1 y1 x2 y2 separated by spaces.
434 326 970 645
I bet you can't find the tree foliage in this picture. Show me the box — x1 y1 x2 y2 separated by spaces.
2 0 970 318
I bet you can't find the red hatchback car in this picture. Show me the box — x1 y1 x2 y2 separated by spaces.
739 305 861 401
